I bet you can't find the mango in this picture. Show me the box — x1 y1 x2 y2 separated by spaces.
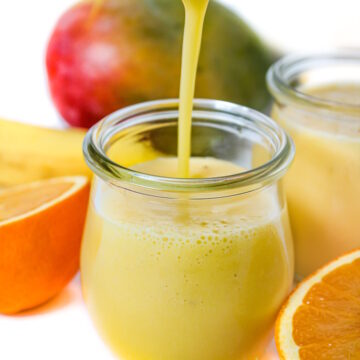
46 0 275 128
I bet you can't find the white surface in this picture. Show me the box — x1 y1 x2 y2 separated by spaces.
0 1 359 359
0 275 115 360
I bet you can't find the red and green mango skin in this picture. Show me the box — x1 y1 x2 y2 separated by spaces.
46 0 275 128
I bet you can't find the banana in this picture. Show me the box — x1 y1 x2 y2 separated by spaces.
0 119 91 187
0 119 163 187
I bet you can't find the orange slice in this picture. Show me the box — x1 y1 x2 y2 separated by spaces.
276 249 360 359
0 176 90 314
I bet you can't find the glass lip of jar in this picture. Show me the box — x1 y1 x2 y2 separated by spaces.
83 99 294 194
266 51 360 117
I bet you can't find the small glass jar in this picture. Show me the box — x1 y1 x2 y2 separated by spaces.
267 53 360 279
81 99 294 360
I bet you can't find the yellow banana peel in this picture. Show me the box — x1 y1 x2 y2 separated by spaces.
0 119 162 187
0 119 90 187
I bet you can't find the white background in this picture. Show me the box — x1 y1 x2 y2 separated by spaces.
0 0 360 128
0 1 359 359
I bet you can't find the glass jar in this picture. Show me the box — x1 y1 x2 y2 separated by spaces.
81 99 294 360
267 53 360 279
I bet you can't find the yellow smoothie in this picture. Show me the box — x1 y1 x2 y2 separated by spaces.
81 157 293 360
272 83 360 277
81 0 294 358
177 0 209 177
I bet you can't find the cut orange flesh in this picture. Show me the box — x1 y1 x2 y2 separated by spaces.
276 249 360 359
0 181 73 221
0 176 90 314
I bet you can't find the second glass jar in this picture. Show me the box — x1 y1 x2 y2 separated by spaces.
267 53 360 278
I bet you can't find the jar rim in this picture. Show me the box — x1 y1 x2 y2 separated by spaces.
83 99 294 193
267 51 360 116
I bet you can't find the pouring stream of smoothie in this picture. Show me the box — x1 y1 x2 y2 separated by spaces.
177 0 209 178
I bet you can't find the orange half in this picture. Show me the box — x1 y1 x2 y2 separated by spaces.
0 176 90 314
276 249 360 359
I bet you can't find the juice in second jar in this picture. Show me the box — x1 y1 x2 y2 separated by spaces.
81 157 293 359
273 83 360 277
